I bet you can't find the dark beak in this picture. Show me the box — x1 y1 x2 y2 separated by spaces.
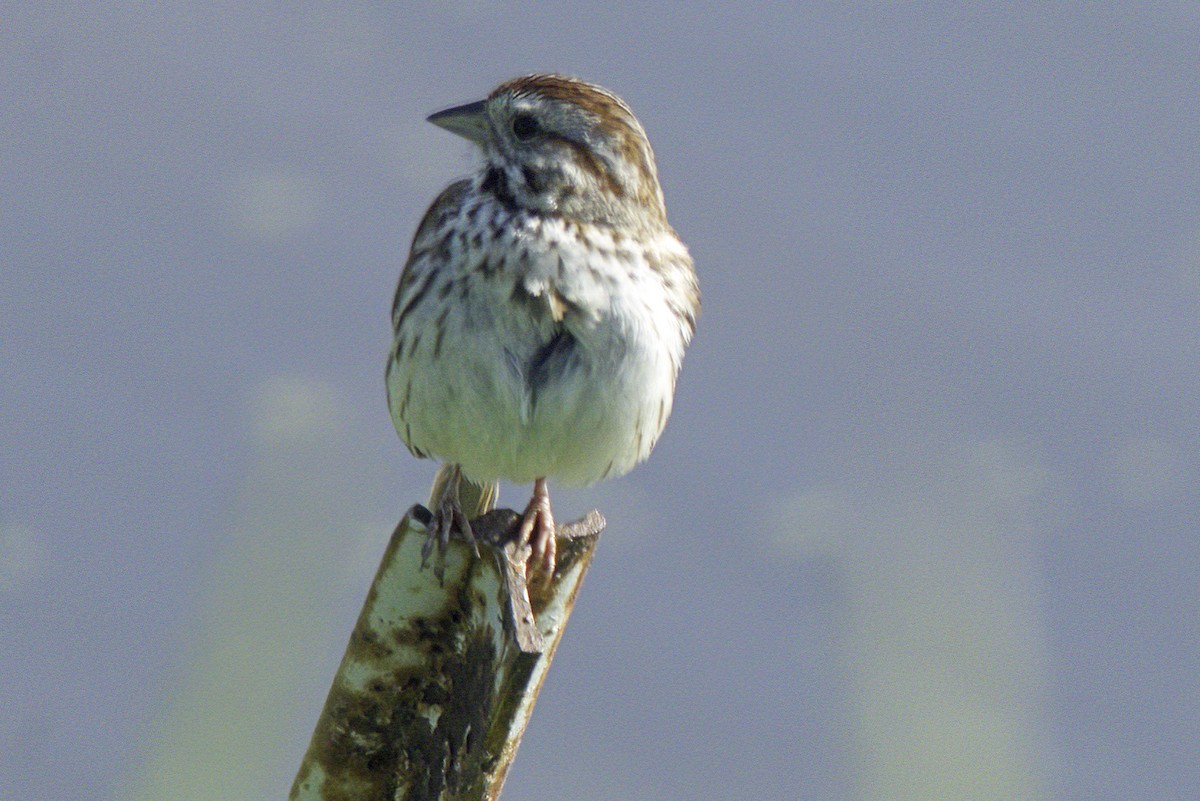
427 99 489 144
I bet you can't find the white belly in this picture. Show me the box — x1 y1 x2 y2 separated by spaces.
387 217 689 487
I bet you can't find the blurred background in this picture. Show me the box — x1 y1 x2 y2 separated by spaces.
3 4 1198 799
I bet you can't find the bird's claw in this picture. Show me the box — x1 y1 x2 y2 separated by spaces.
519 478 557 583
420 492 480 582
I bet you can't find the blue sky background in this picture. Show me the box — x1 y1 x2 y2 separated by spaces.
3 4 1198 799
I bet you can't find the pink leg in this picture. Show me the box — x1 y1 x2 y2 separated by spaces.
517 477 556 579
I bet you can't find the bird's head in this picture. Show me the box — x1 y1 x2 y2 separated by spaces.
428 74 667 228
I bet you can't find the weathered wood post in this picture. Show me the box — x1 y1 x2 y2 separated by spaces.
290 505 604 801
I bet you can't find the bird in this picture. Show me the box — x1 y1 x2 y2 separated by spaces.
386 74 699 579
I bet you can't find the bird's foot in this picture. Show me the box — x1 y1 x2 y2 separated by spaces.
518 477 557 582
420 484 480 577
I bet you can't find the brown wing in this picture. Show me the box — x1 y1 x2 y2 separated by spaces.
389 178 471 329
386 178 473 458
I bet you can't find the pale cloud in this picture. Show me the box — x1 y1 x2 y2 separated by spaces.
771 438 1052 559
770 483 854 559
124 374 383 800
772 439 1055 801
221 170 323 241
0 522 46 595
248 375 344 447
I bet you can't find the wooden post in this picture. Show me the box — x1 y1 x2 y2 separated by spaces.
290 506 604 801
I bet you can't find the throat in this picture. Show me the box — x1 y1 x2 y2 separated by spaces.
480 166 519 210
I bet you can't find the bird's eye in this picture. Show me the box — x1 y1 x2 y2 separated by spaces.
511 113 541 141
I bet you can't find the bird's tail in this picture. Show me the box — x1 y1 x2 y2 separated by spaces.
428 462 498 519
